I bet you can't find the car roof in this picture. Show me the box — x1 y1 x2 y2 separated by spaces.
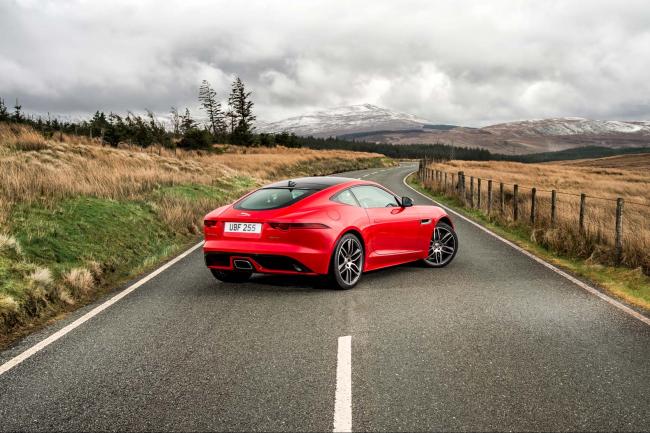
263 176 356 190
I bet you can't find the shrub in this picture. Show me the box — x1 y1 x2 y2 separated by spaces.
178 128 212 149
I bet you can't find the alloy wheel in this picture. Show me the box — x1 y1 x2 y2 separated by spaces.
336 237 363 286
425 225 456 266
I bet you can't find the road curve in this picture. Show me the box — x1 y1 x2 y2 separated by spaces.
1 163 649 432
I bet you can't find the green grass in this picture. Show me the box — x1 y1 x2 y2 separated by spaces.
153 177 255 202
11 197 177 279
407 174 650 311
276 156 395 178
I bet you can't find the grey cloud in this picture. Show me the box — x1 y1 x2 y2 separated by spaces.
1 0 650 125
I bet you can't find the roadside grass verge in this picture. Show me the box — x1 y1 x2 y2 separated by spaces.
419 159 650 273
407 173 650 312
0 122 394 346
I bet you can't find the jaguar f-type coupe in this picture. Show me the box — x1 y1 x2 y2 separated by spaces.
203 176 458 289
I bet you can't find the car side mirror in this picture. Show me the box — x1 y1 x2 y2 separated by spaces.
401 196 413 207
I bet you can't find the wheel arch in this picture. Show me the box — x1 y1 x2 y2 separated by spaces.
437 215 453 228
329 227 366 271
338 228 366 252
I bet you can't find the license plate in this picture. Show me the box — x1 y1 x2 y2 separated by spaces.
224 222 262 234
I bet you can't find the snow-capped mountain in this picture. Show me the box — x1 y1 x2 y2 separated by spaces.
258 104 650 154
257 104 436 137
484 118 650 137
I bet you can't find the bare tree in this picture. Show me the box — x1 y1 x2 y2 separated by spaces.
169 106 181 136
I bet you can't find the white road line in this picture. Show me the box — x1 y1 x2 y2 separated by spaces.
361 174 369 178
0 241 205 377
402 172 650 327
333 335 352 433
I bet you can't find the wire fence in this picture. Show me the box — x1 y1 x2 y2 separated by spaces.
417 160 650 275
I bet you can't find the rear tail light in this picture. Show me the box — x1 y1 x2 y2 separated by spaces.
204 219 218 228
268 222 330 230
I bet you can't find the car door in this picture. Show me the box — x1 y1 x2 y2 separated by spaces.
350 185 421 257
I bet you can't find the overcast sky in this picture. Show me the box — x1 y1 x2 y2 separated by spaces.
1 0 650 126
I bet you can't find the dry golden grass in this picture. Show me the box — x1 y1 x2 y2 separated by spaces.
0 123 389 341
0 123 383 229
423 159 650 273
556 152 650 171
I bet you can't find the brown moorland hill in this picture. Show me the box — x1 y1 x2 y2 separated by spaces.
556 152 650 171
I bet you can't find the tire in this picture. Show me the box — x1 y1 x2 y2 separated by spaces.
327 233 364 290
422 222 458 268
210 269 252 283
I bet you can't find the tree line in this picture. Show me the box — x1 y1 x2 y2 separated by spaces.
0 76 257 149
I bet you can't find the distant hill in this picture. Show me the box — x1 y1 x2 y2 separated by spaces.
257 104 458 137
259 105 650 155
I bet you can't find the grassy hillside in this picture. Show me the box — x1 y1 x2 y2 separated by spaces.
0 123 393 344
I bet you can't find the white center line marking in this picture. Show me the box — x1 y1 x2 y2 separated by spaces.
0 241 205 377
333 335 352 432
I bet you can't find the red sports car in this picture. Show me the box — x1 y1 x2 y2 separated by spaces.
203 176 458 289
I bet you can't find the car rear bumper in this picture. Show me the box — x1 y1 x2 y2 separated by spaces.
203 239 330 275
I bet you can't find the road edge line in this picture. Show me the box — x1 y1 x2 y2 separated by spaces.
333 335 352 433
0 241 205 377
403 171 650 327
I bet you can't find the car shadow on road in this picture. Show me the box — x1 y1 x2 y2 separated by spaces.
209 261 428 293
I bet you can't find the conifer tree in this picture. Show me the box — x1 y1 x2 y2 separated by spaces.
12 98 23 122
0 97 8 121
228 77 256 145
180 108 196 134
199 80 226 137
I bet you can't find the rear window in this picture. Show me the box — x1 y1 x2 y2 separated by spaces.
234 188 317 210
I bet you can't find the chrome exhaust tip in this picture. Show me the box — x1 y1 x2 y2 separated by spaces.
233 259 253 270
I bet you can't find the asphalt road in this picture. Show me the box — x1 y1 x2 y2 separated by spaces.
1 163 649 432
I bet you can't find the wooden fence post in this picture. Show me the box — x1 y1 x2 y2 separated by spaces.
579 193 586 233
477 178 482 209
469 177 474 208
513 184 519 221
615 198 624 264
500 182 505 214
444 172 447 190
530 187 536 224
462 173 466 194
551 190 557 227
487 180 493 215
